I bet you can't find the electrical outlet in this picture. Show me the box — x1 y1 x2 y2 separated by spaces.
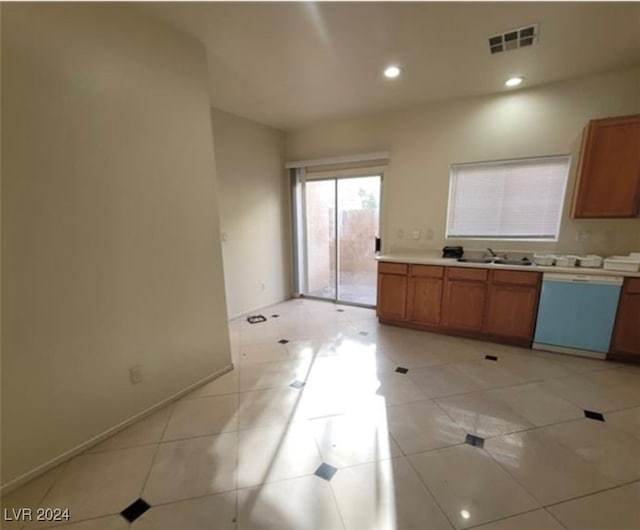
412 230 421 240
129 366 142 385
576 231 591 242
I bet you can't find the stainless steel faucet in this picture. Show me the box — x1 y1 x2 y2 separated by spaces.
487 248 498 257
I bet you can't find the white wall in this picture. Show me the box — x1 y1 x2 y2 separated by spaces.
211 109 291 318
1 4 231 488
286 67 640 256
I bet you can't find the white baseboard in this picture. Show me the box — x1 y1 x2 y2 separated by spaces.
0 363 235 496
228 295 292 321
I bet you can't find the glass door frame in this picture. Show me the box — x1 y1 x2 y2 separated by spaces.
293 168 383 308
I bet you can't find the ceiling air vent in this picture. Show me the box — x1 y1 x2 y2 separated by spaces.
489 24 538 54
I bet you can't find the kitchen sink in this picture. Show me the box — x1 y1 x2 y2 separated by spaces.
457 258 533 266
457 258 495 264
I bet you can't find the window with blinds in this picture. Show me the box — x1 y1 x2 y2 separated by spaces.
446 156 571 240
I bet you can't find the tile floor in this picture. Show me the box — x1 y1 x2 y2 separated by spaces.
2 298 640 530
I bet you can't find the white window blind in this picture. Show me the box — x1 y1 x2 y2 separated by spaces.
446 156 570 240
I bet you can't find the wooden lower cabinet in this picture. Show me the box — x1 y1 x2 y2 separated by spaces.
377 263 408 321
441 267 488 332
409 277 443 325
483 284 539 341
378 262 542 346
610 278 640 361
442 280 486 331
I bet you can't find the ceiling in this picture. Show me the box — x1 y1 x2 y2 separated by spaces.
143 2 640 131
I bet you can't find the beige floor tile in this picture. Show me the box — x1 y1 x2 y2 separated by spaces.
584 369 640 403
333 335 385 357
305 351 394 389
182 370 238 399
236 475 344 530
240 359 312 392
238 387 307 429
485 429 613 505
607 406 640 440
548 486 640 530
39 446 156 521
237 423 322 488
539 374 640 413
375 371 429 405
1 465 68 530
276 326 320 341
12 299 640 530
384 347 449 369
407 364 488 398
621 480 640 499
541 418 640 484
453 361 526 389
436 391 533 438
286 339 336 360
239 342 289 364
300 383 377 419
302 378 386 420
89 406 173 453
46 516 130 530
497 353 575 381
162 393 238 441
487 382 583 427
240 326 283 346
466 509 565 530
374 333 418 355
532 351 617 374
409 444 539 529
432 337 489 363
310 412 401 467
386 400 466 454
435 347 488 365
331 457 453 530
143 432 237 504
131 491 236 530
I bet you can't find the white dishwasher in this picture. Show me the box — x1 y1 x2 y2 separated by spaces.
532 273 623 359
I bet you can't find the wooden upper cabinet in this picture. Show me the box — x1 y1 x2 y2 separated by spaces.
572 114 640 218
610 278 640 360
377 262 408 321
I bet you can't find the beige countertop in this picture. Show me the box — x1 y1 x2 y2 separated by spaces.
376 253 640 278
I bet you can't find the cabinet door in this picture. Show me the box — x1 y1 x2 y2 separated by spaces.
573 115 640 218
483 285 538 341
377 273 408 320
409 277 442 325
442 280 486 331
611 292 640 358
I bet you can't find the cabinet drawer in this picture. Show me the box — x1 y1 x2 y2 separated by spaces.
446 267 488 281
490 270 540 286
411 265 444 278
624 278 640 294
378 262 408 275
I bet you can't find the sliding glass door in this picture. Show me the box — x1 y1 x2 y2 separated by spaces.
302 175 381 306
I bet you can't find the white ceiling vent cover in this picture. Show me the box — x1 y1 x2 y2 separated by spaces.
489 24 538 54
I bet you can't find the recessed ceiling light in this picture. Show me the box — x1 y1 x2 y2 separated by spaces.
384 65 402 79
505 76 524 87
